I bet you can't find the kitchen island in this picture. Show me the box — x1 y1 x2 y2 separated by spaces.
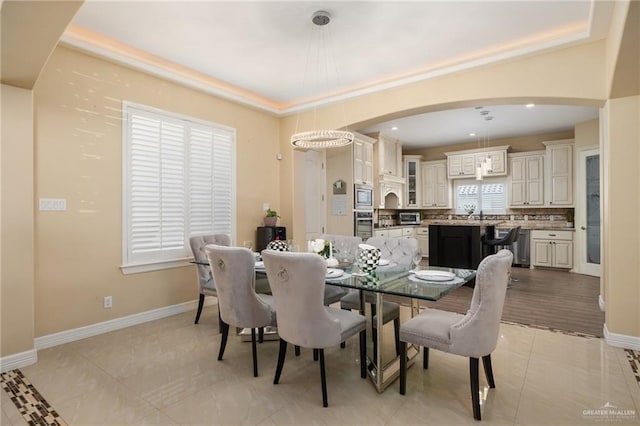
428 221 503 276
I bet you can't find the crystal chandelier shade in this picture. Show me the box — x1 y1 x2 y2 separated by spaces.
290 11 352 149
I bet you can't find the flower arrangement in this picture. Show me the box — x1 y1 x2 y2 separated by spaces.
309 238 332 258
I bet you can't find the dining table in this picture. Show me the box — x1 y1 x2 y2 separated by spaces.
193 256 476 392
320 261 476 392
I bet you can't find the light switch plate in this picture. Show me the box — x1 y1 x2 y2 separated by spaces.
39 198 67 211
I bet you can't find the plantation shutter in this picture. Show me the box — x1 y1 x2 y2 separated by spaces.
124 102 235 270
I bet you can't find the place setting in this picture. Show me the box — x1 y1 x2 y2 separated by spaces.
408 269 463 285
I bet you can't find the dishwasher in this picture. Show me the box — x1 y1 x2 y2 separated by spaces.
495 228 530 267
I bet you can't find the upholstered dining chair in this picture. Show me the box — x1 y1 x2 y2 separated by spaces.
189 234 231 326
398 249 513 421
262 250 367 407
205 245 277 378
340 236 420 356
318 234 362 305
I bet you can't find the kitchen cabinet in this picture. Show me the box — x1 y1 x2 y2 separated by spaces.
353 133 375 185
445 146 509 179
421 160 451 208
374 229 389 238
403 155 422 207
543 140 573 206
508 152 544 207
389 228 403 238
402 227 415 239
531 230 573 269
416 227 429 257
378 133 403 177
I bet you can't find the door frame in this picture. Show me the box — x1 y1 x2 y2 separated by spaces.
575 146 601 277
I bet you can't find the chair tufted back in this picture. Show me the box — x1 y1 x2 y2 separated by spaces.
318 234 362 262
262 251 342 348
205 245 274 329
449 249 513 357
365 237 419 266
190 234 231 294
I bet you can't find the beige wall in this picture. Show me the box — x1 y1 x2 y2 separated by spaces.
574 118 599 150
325 145 354 236
603 95 640 337
31 46 281 336
1 84 35 356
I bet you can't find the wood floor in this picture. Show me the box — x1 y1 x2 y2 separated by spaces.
406 265 605 337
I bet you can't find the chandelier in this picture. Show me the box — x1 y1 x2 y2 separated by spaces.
290 11 354 149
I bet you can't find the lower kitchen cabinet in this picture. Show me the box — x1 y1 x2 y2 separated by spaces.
416 227 429 257
531 230 573 269
374 229 389 238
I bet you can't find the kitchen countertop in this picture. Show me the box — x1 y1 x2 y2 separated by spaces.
375 220 575 231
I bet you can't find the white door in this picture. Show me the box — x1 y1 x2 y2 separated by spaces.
576 148 601 276
304 149 326 241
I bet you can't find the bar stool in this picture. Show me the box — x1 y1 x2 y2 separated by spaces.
484 227 520 283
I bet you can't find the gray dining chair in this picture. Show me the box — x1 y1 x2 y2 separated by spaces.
318 234 362 305
205 244 277 377
262 250 367 407
340 236 419 356
399 249 513 421
189 234 231 326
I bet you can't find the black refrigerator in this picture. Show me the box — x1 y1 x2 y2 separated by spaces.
256 226 286 251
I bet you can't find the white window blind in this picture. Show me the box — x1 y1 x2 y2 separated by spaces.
455 178 506 214
123 102 236 272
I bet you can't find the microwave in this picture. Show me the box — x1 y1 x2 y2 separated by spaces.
399 212 421 225
354 184 373 210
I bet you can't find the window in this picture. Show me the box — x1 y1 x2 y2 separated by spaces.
122 102 236 273
454 178 506 215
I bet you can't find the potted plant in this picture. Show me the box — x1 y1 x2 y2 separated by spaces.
566 209 574 228
264 208 279 227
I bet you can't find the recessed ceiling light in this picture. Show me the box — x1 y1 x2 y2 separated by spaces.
391 126 398 131
526 103 535 108
469 133 476 137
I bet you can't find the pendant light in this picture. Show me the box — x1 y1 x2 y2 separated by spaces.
290 11 354 149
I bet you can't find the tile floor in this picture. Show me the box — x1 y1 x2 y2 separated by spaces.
2 305 639 425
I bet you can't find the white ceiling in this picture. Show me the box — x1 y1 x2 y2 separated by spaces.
67 1 611 148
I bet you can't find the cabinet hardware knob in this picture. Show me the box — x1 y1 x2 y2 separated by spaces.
580 226 586 230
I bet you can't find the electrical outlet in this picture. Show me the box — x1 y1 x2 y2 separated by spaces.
263 203 269 211
103 296 112 309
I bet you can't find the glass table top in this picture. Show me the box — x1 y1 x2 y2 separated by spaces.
193 259 476 302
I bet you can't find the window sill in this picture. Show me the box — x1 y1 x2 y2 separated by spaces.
121 257 194 275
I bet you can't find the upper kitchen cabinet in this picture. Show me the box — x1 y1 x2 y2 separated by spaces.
353 133 376 185
403 155 422 207
445 146 509 179
543 140 573 207
508 152 544 207
421 160 451 208
378 133 403 177
375 133 405 208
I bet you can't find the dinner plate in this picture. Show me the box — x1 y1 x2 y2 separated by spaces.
413 270 456 282
378 259 391 266
326 268 344 278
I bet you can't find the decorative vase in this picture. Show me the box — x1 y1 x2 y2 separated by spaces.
264 216 277 227
356 243 380 274
266 240 288 251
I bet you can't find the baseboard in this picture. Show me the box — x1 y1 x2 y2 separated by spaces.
599 294 605 312
604 324 640 350
0 349 38 373
34 298 215 350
